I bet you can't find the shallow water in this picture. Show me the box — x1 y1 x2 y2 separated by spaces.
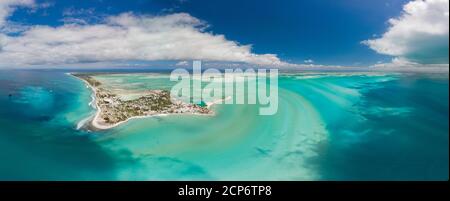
0 69 448 180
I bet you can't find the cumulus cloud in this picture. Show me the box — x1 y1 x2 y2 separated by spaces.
0 3 287 67
370 58 449 72
175 60 189 66
0 0 34 27
363 0 449 64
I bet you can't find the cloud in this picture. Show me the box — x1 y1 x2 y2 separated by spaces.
0 0 34 27
175 60 189 66
0 6 288 67
303 59 314 63
363 0 449 64
62 7 96 17
370 58 449 72
60 7 104 25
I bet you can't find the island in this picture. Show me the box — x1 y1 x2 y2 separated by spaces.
71 73 212 130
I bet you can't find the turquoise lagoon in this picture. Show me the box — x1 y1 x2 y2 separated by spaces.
0 69 448 180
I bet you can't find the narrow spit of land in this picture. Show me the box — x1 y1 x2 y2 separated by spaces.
72 73 212 130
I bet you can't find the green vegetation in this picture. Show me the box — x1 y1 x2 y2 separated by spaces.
74 73 212 126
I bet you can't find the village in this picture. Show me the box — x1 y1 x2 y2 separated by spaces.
73 73 211 127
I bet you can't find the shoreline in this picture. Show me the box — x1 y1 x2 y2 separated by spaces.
68 72 216 130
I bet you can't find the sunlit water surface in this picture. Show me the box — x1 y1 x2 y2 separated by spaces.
0 70 447 180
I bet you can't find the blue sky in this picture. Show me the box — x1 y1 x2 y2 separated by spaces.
0 0 448 68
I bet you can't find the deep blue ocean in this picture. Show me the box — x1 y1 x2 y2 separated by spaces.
0 69 448 180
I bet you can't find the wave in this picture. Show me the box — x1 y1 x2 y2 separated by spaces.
76 115 93 130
